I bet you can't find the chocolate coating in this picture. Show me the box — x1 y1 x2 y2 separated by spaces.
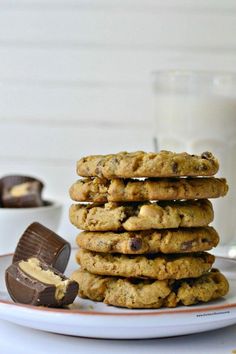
13 222 71 273
1 175 44 208
5 260 78 307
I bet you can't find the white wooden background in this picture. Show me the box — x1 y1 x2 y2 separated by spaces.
1 0 236 203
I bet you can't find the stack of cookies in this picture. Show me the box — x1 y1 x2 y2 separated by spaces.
70 151 229 309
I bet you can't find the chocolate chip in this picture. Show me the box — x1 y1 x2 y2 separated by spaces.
95 159 105 176
202 238 211 244
201 151 213 160
129 237 142 251
200 163 208 171
180 240 195 251
111 157 119 166
171 161 178 173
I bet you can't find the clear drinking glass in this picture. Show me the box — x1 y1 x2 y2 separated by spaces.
153 70 236 257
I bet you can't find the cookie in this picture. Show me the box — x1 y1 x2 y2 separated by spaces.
70 177 228 203
69 199 214 231
77 151 219 179
71 269 229 309
76 249 215 280
76 227 219 254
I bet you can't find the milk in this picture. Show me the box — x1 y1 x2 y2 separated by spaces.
154 93 236 246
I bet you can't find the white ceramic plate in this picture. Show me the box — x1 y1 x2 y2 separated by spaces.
0 251 236 339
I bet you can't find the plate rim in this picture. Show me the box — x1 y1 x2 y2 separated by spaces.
1 298 236 317
1 253 236 317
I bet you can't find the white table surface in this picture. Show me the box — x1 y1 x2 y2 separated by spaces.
0 320 236 354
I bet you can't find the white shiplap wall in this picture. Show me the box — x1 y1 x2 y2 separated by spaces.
1 0 236 200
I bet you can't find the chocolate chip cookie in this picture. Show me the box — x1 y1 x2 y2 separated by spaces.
71 269 229 308
76 227 219 254
77 151 219 179
70 177 228 203
69 199 214 231
76 249 215 280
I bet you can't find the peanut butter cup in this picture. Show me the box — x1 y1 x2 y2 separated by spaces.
13 222 70 273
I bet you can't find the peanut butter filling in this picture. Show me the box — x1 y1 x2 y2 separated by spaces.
19 258 69 300
10 182 30 197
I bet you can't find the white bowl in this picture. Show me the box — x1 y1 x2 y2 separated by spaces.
0 200 63 254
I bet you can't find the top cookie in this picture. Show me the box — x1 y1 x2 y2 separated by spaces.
77 151 219 179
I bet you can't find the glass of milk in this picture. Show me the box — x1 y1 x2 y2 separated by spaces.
153 70 236 256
